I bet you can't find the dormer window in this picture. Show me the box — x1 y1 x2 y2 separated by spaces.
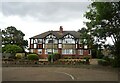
48 40 54 43
63 34 75 44
84 45 87 49
38 39 42 44
45 34 57 44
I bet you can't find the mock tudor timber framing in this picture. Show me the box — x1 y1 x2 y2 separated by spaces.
29 26 91 59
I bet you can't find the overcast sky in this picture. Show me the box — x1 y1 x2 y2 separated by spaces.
0 1 113 45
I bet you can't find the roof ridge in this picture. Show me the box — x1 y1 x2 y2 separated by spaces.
30 30 80 39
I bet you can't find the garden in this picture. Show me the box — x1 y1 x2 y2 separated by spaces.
2 52 91 66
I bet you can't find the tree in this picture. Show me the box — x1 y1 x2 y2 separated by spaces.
78 27 103 58
2 44 23 54
2 26 28 49
78 27 94 45
84 2 120 67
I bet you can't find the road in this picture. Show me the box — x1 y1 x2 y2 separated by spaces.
2 67 118 81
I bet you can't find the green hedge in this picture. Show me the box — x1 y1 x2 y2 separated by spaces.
48 53 61 62
27 54 39 61
48 54 52 62
98 59 110 66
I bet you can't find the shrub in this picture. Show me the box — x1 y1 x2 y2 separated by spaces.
110 56 120 67
64 57 68 59
98 59 110 66
27 54 39 61
97 54 104 59
84 57 90 64
84 57 90 61
48 54 52 62
2 44 23 55
15 53 25 59
103 56 110 62
53 53 61 61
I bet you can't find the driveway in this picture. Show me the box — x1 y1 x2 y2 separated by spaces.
2 67 118 81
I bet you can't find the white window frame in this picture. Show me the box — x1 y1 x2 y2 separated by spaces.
34 39 37 43
38 39 42 44
59 39 62 43
84 45 87 49
63 39 75 44
34 44 37 48
43 44 45 48
31 39 34 44
38 49 42 54
88 50 91 55
79 49 83 55
45 49 52 54
62 49 75 54
76 44 77 49
30 49 33 53
54 49 58 53
59 44 62 48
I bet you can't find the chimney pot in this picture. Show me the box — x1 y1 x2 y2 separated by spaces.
60 26 63 33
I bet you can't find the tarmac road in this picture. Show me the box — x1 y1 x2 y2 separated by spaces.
2 67 118 81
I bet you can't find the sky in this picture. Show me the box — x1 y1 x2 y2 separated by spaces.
0 0 113 45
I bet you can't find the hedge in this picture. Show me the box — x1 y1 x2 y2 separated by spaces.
98 59 110 66
27 54 39 61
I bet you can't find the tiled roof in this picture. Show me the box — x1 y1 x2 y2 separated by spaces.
30 30 81 39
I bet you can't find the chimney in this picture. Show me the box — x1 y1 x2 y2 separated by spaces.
59 26 63 33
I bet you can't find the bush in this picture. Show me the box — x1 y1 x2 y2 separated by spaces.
110 56 120 67
84 57 90 61
97 54 104 59
15 53 25 59
84 57 90 64
52 53 61 61
48 54 52 62
103 56 110 62
98 59 110 66
2 44 23 54
64 57 68 59
27 54 39 61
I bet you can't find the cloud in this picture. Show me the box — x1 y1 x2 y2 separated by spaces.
2 2 90 22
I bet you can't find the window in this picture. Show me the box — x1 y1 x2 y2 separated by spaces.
79 44 82 48
76 44 77 49
63 34 75 44
45 34 57 44
34 39 37 43
34 44 37 48
59 44 62 48
62 49 75 54
88 50 91 55
54 49 58 53
84 45 87 49
43 44 45 48
30 49 33 53
45 39 57 44
31 39 34 44
38 39 42 44
63 39 75 44
45 49 58 54
38 49 42 54
79 50 83 55
59 39 62 43
48 40 53 43
45 49 52 54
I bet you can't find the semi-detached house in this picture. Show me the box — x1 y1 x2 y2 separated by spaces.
29 26 91 59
